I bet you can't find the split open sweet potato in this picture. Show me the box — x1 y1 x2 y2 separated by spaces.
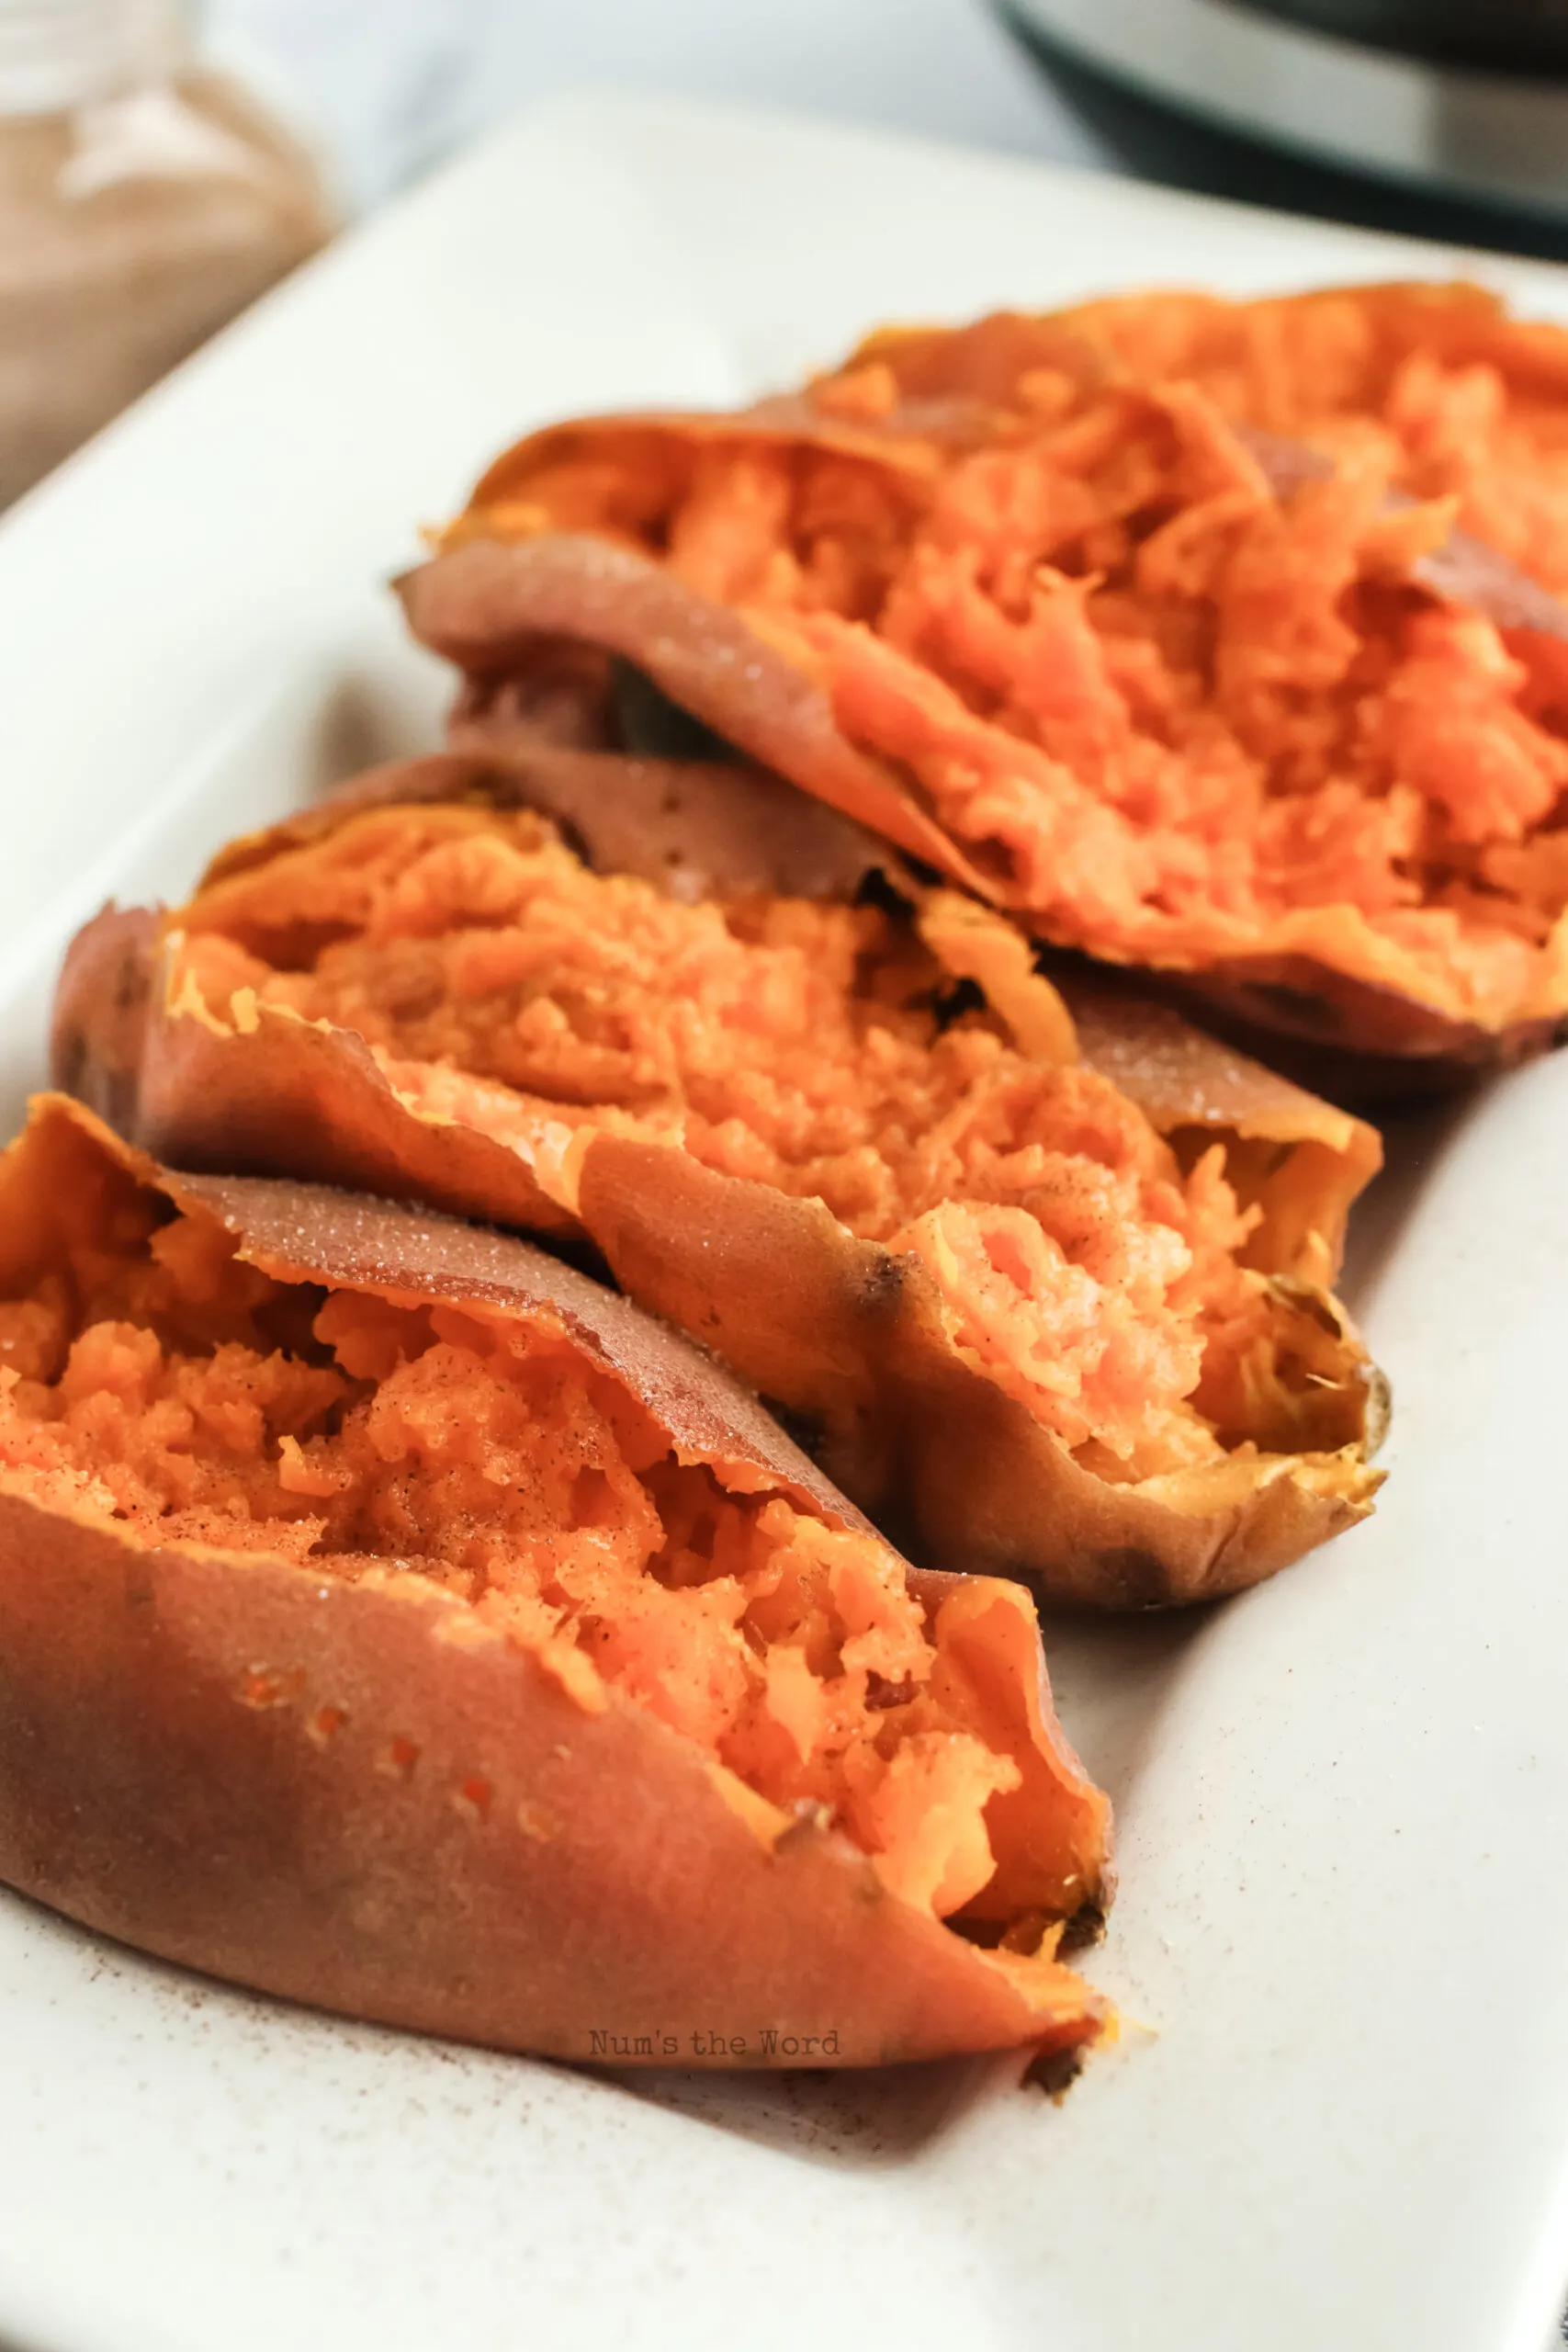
54 753 1386 1610
400 279 1568 1083
0 1092 1112 2066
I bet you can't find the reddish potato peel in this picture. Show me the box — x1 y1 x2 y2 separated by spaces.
54 745 1379 1293
406 532 1565 1086
405 283 1568 1081
0 1094 1111 2067
52 758 1385 1609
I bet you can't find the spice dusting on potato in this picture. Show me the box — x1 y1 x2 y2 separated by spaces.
171 799 1274 1480
404 279 1568 1075
0 1095 1112 2066
59 766 1385 1606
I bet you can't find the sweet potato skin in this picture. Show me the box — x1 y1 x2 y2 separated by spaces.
1154 953 1564 1107
209 742 892 911
1052 971 1384 1287
405 389 1568 1084
51 901 157 1135
455 379 1568 652
112 981 1383 1611
140 978 585 1248
117 749 1381 1288
0 1493 1102 2067
51 758 1386 1609
397 533 995 892
570 1135 1382 1610
0 1102 1109 2066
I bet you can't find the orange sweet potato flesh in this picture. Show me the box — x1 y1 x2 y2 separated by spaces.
404 281 1568 1080
52 761 1384 1609
0 1093 1111 2068
89 743 1374 1292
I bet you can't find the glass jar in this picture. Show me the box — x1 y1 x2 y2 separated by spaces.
0 0 334 507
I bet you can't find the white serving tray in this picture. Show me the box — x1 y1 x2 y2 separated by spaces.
1 88 1566 2352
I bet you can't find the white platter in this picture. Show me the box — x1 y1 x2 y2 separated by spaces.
1 88 1567 2352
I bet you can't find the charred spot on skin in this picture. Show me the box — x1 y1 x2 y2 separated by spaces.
1021 2041 1089 2103
1088 1546 1172 1611
376 1736 421 1781
865 1671 916 1711
761 1396 828 1462
1056 1897 1109 1958
1243 982 1346 1035
859 1251 908 1320
609 659 736 764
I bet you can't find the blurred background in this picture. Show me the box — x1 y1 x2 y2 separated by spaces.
202 0 1113 212
5 0 1568 510
203 0 1568 248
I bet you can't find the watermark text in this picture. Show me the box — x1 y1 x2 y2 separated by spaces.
588 2027 841 2060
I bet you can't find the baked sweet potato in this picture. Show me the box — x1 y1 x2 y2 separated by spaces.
401 281 1568 1082
54 755 1386 1610
0 1091 1112 2067
884 281 1568 594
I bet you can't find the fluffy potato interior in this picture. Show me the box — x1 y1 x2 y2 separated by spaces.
466 311 1568 1030
170 803 1348 1484
0 1146 1080 1924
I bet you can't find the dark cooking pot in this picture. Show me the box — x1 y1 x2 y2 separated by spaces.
999 0 1568 256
